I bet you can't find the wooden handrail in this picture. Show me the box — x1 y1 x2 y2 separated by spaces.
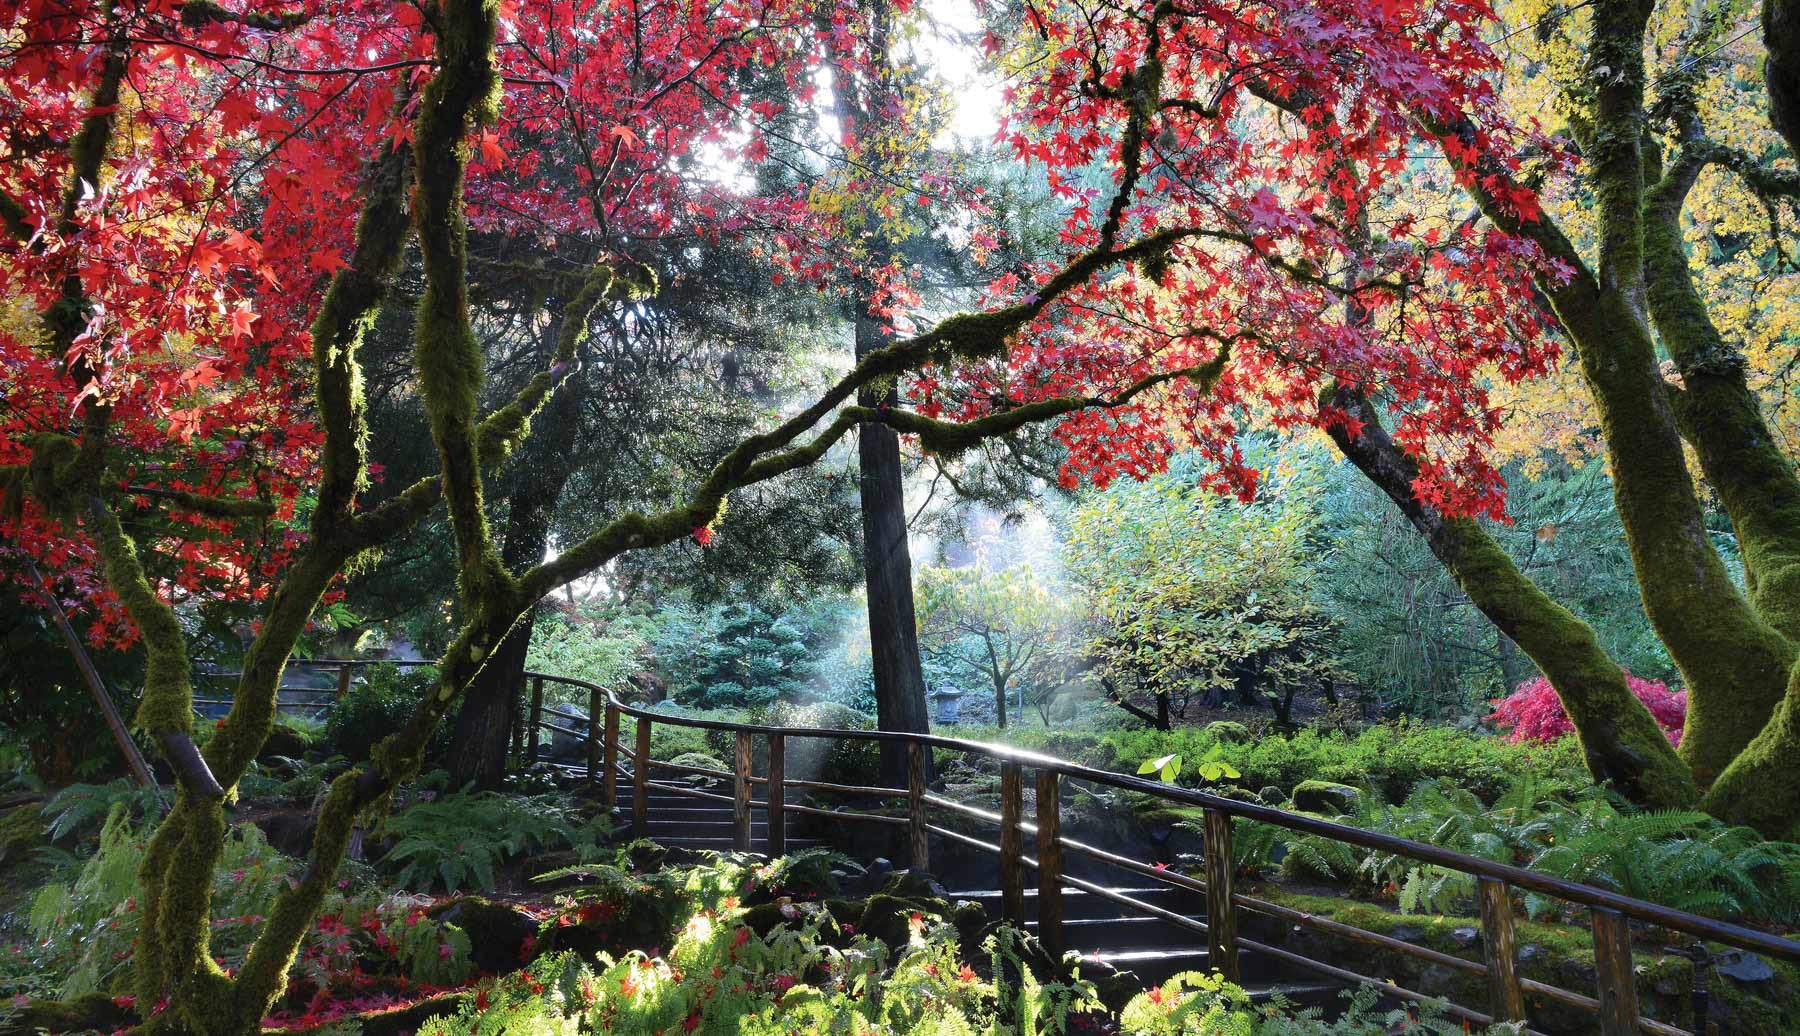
210 659 1800 1036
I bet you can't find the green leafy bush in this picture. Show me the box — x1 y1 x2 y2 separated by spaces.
379 790 612 892
324 662 446 763
959 720 1584 803
38 779 164 841
748 701 876 787
420 872 1099 1036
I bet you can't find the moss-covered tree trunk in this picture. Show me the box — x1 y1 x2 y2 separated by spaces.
1324 386 1698 807
446 313 582 790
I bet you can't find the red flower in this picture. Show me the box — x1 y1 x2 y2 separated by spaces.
957 965 976 983
691 525 713 546
772 974 796 993
683 1011 701 1031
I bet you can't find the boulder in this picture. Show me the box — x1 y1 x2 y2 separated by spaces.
258 723 312 762
429 897 539 974
1204 720 1251 743
1291 780 1361 815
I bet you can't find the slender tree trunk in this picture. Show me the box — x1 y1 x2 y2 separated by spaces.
830 0 931 786
1325 386 1698 808
446 314 579 789
860 363 932 781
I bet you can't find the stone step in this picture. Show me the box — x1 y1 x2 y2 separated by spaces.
952 886 1200 921
652 836 824 852
1024 914 1210 950
644 819 769 835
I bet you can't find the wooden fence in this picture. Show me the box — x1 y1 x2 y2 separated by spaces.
206 660 1800 1036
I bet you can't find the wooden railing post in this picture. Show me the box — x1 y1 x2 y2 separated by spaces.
526 674 545 763
602 702 619 809
907 742 929 871
734 731 753 852
999 762 1025 924
336 662 353 700
633 716 650 838
1479 878 1527 1023
1204 807 1239 982
1035 769 1064 957
586 685 602 783
1592 907 1640 1036
767 733 786 856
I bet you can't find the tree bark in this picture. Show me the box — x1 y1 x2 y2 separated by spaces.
1702 657 1800 836
1643 136 1800 649
1325 386 1698 808
860 340 932 783
830 0 931 786
446 314 581 790
1536 3 1795 784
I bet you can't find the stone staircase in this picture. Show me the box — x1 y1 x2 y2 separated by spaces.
618 775 1339 1004
622 783 824 854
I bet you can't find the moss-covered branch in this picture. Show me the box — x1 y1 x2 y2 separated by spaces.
177 0 311 31
312 140 412 536
1324 387 1697 807
1644 135 1800 650
1420 27 1795 787
409 0 509 615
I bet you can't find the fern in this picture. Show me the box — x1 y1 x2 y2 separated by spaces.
39 780 162 842
379 789 612 893
1245 776 1800 923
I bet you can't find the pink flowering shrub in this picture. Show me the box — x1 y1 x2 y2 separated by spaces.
1490 673 1685 746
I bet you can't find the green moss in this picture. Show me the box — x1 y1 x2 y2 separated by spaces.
1701 663 1800 838
1290 780 1361 814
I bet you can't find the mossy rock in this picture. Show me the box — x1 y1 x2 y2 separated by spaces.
539 884 687 959
665 751 727 774
1211 785 1264 804
855 892 947 947
429 896 538 974
1205 720 1251 743
1290 780 1360 815
9 992 137 1034
878 869 949 901
1257 785 1286 805
258 723 312 762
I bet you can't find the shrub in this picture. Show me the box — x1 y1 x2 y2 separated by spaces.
1489 673 1685 745
17 806 470 999
324 662 447 763
378 790 612 892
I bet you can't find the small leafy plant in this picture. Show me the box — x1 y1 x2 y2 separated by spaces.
379 790 612 892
